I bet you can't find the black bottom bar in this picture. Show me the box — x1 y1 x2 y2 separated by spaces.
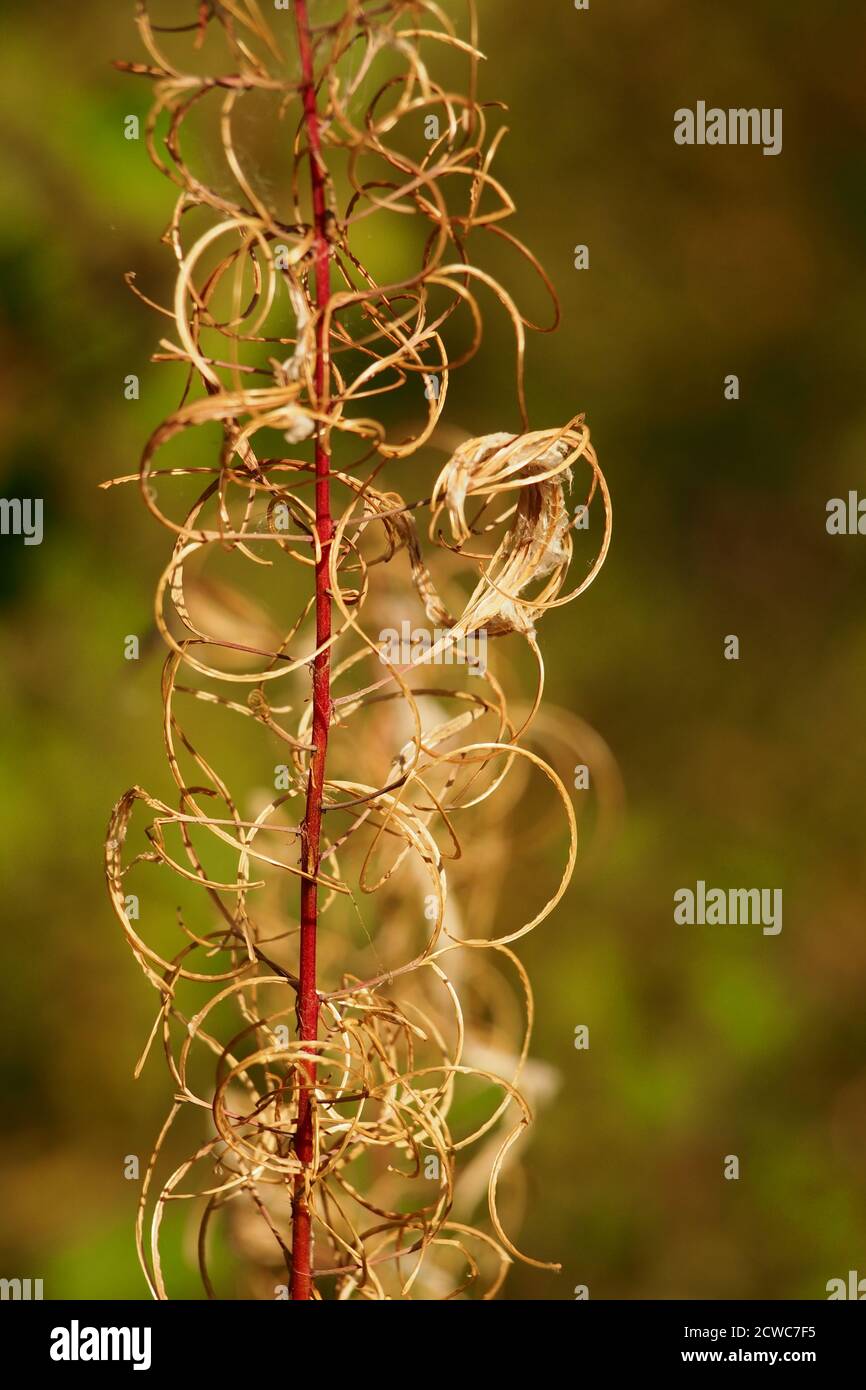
3 1298 863 1376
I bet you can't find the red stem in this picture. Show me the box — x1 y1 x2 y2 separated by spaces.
291 0 332 1302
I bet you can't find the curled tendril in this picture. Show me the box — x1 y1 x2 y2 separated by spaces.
105 0 613 1300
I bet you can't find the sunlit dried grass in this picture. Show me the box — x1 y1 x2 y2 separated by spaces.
104 0 614 1300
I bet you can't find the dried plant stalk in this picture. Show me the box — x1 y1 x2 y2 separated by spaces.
105 0 612 1301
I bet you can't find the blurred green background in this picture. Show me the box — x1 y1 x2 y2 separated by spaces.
2 0 866 1300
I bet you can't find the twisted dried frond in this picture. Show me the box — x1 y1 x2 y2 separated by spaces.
105 0 613 1300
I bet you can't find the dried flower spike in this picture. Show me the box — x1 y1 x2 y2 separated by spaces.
105 0 612 1301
